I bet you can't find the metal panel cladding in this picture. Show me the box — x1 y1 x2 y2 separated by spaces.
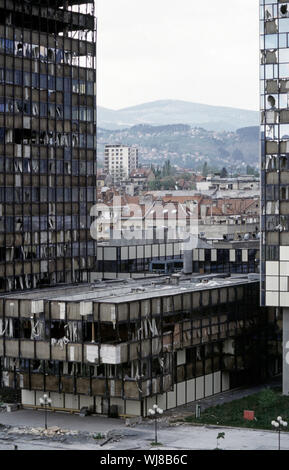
0 0 97 292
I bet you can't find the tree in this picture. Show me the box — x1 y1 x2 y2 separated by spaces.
148 180 162 190
152 165 162 179
162 160 172 177
161 176 176 190
246 165 258 176
178 173 191 181
202 162 209 177
216 432 225 450
220 167 228 178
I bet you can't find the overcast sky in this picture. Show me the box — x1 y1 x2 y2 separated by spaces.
96 0 259 111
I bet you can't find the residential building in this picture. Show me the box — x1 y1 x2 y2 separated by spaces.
130 168 155 189
104 145 138 183
145 191 260 241
196 175 260 192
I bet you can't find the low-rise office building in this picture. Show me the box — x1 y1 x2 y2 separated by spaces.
95 239 260 280
0 274 280 417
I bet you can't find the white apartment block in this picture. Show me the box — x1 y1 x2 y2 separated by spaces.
104 145 138 182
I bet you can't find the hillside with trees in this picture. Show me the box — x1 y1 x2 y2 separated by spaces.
97 124 259 173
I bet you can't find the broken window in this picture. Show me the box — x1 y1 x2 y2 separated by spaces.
31 44 39 58
266 125 278 140
51 321 66 340
261 49 278 65
266 200 279 215
72 79 79 93
64 322 81 343
47 48 55 62
265 110 279 124
14 159 23 173
5 129 13 143
267 95 277 108
15 218 23 231
281 186 289 200
63 51 72 64
22 320 32 339
30 319 44 341
39 45 47 61
56 105 62 118
281 4 289 17
64 162 71 174
48 104 55 118
15 41 23 56
280 155 289 170
72 134 78 147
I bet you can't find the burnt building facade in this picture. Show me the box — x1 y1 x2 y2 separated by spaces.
0 0 97 293
0 275 280 417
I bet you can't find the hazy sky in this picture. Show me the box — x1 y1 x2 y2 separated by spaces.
97 0 259 111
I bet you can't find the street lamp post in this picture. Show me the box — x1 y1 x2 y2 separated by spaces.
148 404 163 445
271 416 288 450
39 394 52 430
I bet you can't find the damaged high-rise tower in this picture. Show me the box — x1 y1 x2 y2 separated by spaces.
260 0 289 395
0 0 97 292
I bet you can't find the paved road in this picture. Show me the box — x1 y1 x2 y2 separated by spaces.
0 437 99 451
0 409 123 433
0 422 287 450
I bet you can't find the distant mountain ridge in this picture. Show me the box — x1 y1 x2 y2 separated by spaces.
97 124 260 170
98 100 259 132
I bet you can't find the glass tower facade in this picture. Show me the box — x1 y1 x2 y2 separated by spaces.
260 0 289 394
260 0 289 307
0 0 97 293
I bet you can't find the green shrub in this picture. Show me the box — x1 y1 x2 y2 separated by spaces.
258 389 278 410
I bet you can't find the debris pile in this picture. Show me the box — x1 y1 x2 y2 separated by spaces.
0 404 6 413
99 430 123 447
8 426 79 437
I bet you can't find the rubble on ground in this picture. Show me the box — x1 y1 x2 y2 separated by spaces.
0 424 126 446
7 426 79 437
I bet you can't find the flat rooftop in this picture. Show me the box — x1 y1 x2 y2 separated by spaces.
0 273 260 304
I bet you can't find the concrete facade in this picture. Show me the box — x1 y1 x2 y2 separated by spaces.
104 145 138 183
